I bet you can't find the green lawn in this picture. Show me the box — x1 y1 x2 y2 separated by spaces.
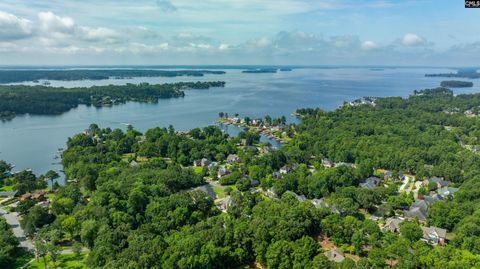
193 166 203 175
0 185 14 192
211 185 225 198
27 252 88 269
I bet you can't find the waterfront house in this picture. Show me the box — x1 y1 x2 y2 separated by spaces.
383 218 404 233
226 154 240 164
324 248 345 263
421 226 447 245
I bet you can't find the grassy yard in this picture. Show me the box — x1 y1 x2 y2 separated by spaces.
193 166 203 175
211 185 225 198
27 252 88 269
0 185 14 192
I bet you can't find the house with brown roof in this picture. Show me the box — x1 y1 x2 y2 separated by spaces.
421 226 447 245
226 154 240 164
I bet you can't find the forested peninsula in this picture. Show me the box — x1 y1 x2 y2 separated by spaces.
3 87 480 268
0 81 225 120
0 69 226 84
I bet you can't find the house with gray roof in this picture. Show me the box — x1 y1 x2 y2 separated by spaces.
360 177 381 189
384 217 404 233
438 187 459 198
324 248 345 263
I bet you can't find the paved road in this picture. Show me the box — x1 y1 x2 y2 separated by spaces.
0 207 34 250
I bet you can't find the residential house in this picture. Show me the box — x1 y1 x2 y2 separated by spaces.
383 218 404 233
20 191 45 202
259 146 271 154
240 139 248 146
251 119 262 126
426 177 450 189
217 166 230 178
219 196 231 211
226 154 240 164
272 171 281 179
404 200 429 222
438 187 460 198
208 162 218 170
334 162 356 168
201 158 211 167
279 165 291 174
250 179 260 187
83 128 94 137
311 198 326 209
324 248 345 263
383 171 394 181
129 160 139 167
193 159 202 167
284 191 306 202
360 177 381 189
3 171 13 178
266 188 278 199
195 185 217 199
423 194 443 205
322 158 334 168
422 226 447 245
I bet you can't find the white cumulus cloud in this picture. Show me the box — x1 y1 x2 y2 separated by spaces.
402 33 424 46
0 11 33 40
361 40 378 50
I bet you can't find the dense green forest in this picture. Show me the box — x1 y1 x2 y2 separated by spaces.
5 87 480 268
0 70 226 83
0 81 225 119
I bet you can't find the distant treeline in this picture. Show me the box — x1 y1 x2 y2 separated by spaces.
426 69 480 79
0 69 226 83
440 80 474 88
0 81 225 119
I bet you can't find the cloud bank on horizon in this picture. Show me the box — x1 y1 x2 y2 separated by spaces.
0 0 478 66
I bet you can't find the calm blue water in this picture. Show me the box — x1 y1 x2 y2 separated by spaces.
1 67 478 182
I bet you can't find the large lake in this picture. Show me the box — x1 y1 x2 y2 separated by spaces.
1 67 479 182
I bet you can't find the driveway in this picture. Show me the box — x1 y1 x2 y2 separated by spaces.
0 207 34 250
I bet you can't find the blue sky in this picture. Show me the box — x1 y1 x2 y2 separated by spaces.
0 0 478 65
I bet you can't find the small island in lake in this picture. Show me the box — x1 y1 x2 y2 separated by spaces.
440 80 474 88
242 68 278 74
0 81 225 120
